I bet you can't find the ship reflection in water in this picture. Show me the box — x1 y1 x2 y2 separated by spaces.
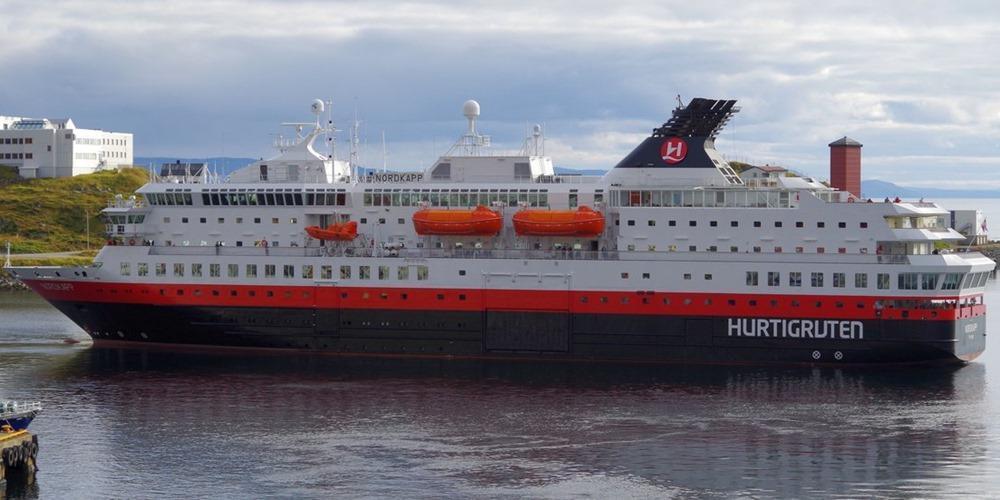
8 343 992 498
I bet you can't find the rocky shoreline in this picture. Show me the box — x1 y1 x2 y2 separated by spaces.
1 269 28 291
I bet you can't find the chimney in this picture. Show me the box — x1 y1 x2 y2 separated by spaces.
829 136 862 198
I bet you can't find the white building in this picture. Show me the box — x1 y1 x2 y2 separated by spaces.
951 209 989 246
0 116 133 178
738 165 787 183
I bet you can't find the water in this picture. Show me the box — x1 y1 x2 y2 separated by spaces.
3 283 1000 499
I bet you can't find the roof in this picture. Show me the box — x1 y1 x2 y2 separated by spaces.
829 136 862 147
748 165 787 173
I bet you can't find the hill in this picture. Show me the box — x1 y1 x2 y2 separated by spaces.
861 179 1000 199
0 167 149 253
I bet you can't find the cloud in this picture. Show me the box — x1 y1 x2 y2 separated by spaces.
1 0 998 184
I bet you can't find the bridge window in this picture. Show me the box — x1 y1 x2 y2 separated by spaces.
941 273 961 290
898 273 919 290
921 273 939 290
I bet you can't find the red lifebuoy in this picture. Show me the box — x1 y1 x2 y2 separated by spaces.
261 239 268 248
129 239 136 246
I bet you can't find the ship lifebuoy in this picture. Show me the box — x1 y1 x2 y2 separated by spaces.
129 239 136 246
261 239 268 247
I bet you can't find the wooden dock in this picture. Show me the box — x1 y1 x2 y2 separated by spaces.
0 428 38 487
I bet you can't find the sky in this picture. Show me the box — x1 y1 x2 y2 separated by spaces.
1 0 999 187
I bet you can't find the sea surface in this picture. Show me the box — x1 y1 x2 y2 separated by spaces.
2 279 1000 498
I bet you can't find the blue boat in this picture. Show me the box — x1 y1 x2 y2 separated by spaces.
0 401 42 431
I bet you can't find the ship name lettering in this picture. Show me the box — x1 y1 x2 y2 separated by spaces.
727 318 863 340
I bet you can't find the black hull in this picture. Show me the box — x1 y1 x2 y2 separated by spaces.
52 301 984 366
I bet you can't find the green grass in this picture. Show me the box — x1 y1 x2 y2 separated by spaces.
0 167 149 253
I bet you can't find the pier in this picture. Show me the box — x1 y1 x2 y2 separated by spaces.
0 428 38 488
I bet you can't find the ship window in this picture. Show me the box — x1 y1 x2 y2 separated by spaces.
795 246 804 253
745 271 758 286
795 221 803 228
265 265 275 278
854 273 867 288
898 273 918 290
271 218 279 224
833 272 846 288
811 272 824 287
648 220 655 226
730 221 738 227
817 222 826 228
459 270 466 276
689 220 697 227
775 221 783 228
627 220 635 226
211 290 219 297
398 267 409 280
302 265 314 280
878 273 889 290
669 220 676 227
266 290 274 297
359 266 371 280
921 273 939 290
120 262 131 276
704 274 712 280
730 246 738 253
689 246 696 252
708 246 717 252
817 247 825 254
621 272 629 279
753 221 761 228
174 263 184 277
752 247 761 253
710 220 717 227
320 266 332 280
417 265 429 280
283 265 294 278
290 218 298 224
683 273 691 280
642 273 650 279
227 264 237 278
209 264 220 277
789 272 802 287
397 218 405 224
360 218 367 224
163 217 171 223
378 266 389 280
340 266 351 279
860 222 868 228
838 222 846 228
247 264 258 278
767 272 780 286
941 273 961 290
728 299 736 306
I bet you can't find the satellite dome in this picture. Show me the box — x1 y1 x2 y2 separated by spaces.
311 99 325 115
462 100 480 119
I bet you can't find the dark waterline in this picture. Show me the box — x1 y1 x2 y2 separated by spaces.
2 284 1000 499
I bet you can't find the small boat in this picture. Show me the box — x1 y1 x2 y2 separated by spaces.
0 401 42 431
413 205 503 236
513 206 605 237
305 221 358 241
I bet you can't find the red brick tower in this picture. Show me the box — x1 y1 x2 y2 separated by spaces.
829 136 862 198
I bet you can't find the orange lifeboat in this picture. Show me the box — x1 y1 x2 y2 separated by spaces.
513 206 605 237
305 221 358 241
412 205 503 236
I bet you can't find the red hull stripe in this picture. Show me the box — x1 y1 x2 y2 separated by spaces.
22 279 983 322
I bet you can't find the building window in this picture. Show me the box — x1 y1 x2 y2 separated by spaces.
767 272 780 286
811 272 824 287
833 272 846 288
247 264 258 278
746 271 758 286
340 266 351 279
210 264 221 277
283 265 294 278
789 272 802 287
854 273 867 288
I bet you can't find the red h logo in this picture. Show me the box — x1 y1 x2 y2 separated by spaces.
660 137 687 165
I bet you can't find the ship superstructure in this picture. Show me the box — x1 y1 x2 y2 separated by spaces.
10 98 995 365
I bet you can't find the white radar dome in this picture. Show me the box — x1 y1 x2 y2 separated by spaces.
463 99 480 119
311 99 325 115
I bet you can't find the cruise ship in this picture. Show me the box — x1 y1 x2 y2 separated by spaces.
9 98 995 365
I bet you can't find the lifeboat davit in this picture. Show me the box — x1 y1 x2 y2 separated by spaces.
412 205 503 236
305 221 358 241
513 206 605 237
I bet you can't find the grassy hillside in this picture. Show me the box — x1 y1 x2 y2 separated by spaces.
0 166 149 253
